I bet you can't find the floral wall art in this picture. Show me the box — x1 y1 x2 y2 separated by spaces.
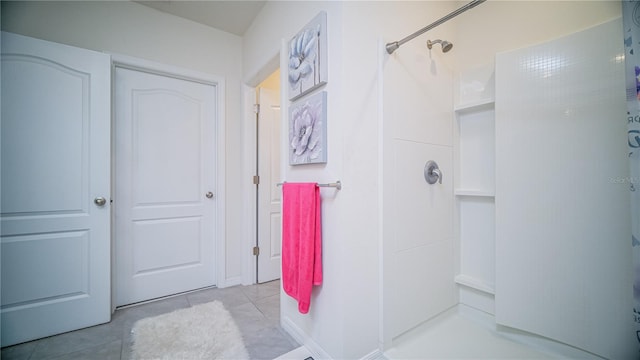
289 91 327 165
288 11 327 101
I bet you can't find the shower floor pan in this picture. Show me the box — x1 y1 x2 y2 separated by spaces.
384 304 600 359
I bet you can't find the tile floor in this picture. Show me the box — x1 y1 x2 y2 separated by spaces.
0 280 300 360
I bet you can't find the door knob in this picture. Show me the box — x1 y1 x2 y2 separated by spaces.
94 197 107 206
424 160 442 185
206 192 214 199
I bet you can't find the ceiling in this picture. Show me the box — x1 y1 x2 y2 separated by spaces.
135 1 266 36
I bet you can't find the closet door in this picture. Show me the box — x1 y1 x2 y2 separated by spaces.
495 19 634 359
1 32 111 346
114 66 218 306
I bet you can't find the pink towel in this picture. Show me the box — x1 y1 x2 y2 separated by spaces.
282 182 323 314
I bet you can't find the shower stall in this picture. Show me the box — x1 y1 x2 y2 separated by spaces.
380 2 634 359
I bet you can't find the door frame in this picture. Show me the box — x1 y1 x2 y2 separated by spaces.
110 54 227 308
242 49 286 285
256 85 282 283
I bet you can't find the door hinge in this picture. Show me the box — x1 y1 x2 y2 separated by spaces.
253 246 260 256
253 104 260 114
253 175 260 185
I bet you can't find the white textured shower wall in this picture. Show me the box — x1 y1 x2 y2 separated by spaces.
495 19 633 358
378 2 458 344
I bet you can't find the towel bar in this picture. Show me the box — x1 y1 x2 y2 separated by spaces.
277 180 342 190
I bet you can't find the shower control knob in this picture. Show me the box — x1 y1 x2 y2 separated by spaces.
424 160 442 185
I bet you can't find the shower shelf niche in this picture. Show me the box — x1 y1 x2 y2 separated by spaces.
453 98 494 114
454 99 495 196
454 189 494 197
454 274 495 295
453 75 496 314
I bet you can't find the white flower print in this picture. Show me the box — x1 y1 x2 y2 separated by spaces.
288 24 321 95
290 99 323 164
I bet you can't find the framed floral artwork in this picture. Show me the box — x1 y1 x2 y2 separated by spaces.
289 91 327 165
288 11 327 101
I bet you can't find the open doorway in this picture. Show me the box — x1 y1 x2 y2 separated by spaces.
255 69 282 283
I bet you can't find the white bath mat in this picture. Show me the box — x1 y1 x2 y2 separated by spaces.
131 300 249 360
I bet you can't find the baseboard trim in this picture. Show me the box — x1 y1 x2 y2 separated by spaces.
280 316 386 360
281 316 332 360
217 275 243 289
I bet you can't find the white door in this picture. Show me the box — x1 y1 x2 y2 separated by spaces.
0 32 111 346
114 67 217 306
495 19 634 359
257 87 282 283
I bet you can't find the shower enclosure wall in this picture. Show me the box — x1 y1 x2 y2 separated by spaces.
382 12 634 360
381 11 457 347
493 19 632 358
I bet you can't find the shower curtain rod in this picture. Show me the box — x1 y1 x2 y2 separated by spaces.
385 0 486 54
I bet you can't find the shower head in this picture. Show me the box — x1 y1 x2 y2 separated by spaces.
427 39 453 53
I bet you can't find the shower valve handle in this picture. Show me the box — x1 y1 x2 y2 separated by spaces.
424 160 442 185
432 168 442 184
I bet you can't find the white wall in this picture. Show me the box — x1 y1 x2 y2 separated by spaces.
244 2 355 358
244 1 461 357
1 1 246 285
